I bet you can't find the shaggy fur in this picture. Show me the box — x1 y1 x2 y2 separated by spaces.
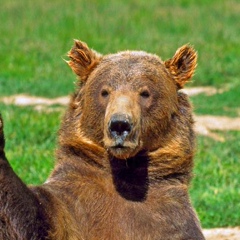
0 40 205 239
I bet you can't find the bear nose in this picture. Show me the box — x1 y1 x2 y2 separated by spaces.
109 114 132 140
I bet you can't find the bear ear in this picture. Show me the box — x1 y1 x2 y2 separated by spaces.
164 45 197 89
67 40 102 82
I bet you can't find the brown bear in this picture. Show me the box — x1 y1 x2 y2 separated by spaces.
0 40 205 239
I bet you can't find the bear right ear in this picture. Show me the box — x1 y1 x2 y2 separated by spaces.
164 45 197 89
67 40 102 82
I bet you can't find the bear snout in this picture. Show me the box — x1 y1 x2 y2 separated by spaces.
108 113 132 145
103 93 142 159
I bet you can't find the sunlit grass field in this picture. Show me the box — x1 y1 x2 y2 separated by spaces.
1 0 239 228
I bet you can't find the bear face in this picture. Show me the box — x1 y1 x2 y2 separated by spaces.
66 40 197 161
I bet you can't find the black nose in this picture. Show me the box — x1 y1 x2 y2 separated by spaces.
109 114 132 139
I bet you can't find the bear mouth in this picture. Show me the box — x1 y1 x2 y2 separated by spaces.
112 144 125 149
104 126 142 159
107 141 141 159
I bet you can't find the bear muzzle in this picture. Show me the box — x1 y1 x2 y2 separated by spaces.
103 93 142 159
104 113 141 159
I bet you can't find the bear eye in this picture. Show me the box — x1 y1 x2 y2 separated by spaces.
140 90 150 98
101 89 109 98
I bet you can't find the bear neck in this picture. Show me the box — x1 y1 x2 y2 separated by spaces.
109 151 193 201
56 143 193 202
109 154 149 201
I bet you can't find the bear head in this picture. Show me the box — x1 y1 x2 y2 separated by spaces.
62 40 197 162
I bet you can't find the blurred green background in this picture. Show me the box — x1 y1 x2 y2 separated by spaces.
0 0 239 228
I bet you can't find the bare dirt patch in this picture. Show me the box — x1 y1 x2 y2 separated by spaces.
182 86 220 96
0 94 69 113
0 94 69 106
194 115 240 142
203 227 240 240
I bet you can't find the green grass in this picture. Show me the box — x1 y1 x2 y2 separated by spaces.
191 132 240 228
192 87 240 117
1 104 63 184
1 0 240 97
1 0 240 228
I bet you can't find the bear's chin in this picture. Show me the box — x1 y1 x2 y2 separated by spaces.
108 146 140 160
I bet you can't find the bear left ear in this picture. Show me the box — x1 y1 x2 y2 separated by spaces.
164 45 197 89
67 40 102 82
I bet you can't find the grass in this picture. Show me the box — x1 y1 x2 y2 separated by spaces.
192 87 240 117
1 0 239 228
1 104 62 184
1 0 240 97
191 132 240 228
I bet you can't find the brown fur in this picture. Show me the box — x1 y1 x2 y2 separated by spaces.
0 40 205 239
